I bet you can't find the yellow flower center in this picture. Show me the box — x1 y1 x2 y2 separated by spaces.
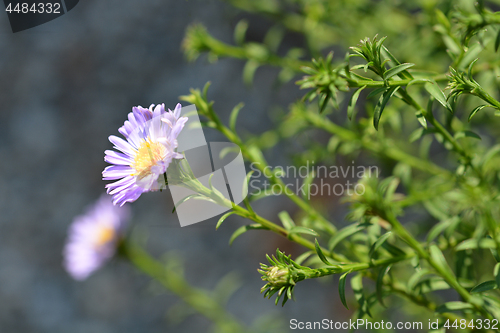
132 139 167 178
95 226 115 247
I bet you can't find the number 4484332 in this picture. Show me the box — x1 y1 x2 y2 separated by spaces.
5 3 61 14
444 319 499 330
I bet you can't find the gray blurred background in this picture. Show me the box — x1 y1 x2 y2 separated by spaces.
0 0 348 332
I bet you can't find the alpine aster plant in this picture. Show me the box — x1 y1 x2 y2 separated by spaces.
63 195 130 280
103 103 188 206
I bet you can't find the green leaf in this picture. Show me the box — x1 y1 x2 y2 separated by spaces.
427 217 460 242
376 264 391 307
416 276 450 293
467 58 479 79
367 87 387 99
429 245 455 277
278 211 295 230
496 29 500 52
471 280 497 293
242 171 254 206
407 78 432 87
294 251 314 265
172 194 215 213
435 9 451 31
456 238 497 251
373 86 400 130
229 103 244 132
381 242 406 257
409 128 424 143
384 63 415 80
318 92 330 113
468 105 490 122
243 60 260 86
351 273 372 318
454 130 482 140
229 224 268 245
382 45 413 79
369 231 393 258
436 301 474 313
233 19 248 46
339 270 351 310
347 86 366 120
415 108 427 128
216 211 236 230
263 25 284 53
314 238 331 265
495 263 500 288
425 81 452 113
407 269 432 290
328 223 366 251
288 226 319 237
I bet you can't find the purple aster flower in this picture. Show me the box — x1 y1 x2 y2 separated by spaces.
103 103 188 206
63 195 130 280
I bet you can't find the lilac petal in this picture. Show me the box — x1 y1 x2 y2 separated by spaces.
103 165 134 180
173 103 182 118
170 117 188 139
108 178 136 195
104 150 133 166
108 135 136 156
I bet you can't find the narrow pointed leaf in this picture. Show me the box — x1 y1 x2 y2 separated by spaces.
243 60 259 86
407 269 432 290
381 242 406 257
467 58 479 79
415 108 427 128
278 211 295 230
367 87 387 99
424 82 452 113
382 45 413 79
427 217 460 242
288 226 319 237
314 238 331 265
384 63 415 80
468 105 490 122
470 280 497 293
328 223 366 251
339 270 351 310
216 211 236 230
495 263 500 288
172 194 215 213
229 103 244 131
496 29 500 52
347 86 366 120
436 301 474 313
373 86 400 130
369 232 393 258
351 273 372 318
407 78 432 87
229 224 268 245
233 19 248 46
376 264 391 307
456 238 497 251
430 245 455 277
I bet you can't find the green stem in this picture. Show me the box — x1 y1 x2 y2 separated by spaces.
177 164 348 262
301 111 450 177
383 211 491 319
200 101 338 235
302 253 414 279
398 90 485 179
196 30 309 71
123 243 248 333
